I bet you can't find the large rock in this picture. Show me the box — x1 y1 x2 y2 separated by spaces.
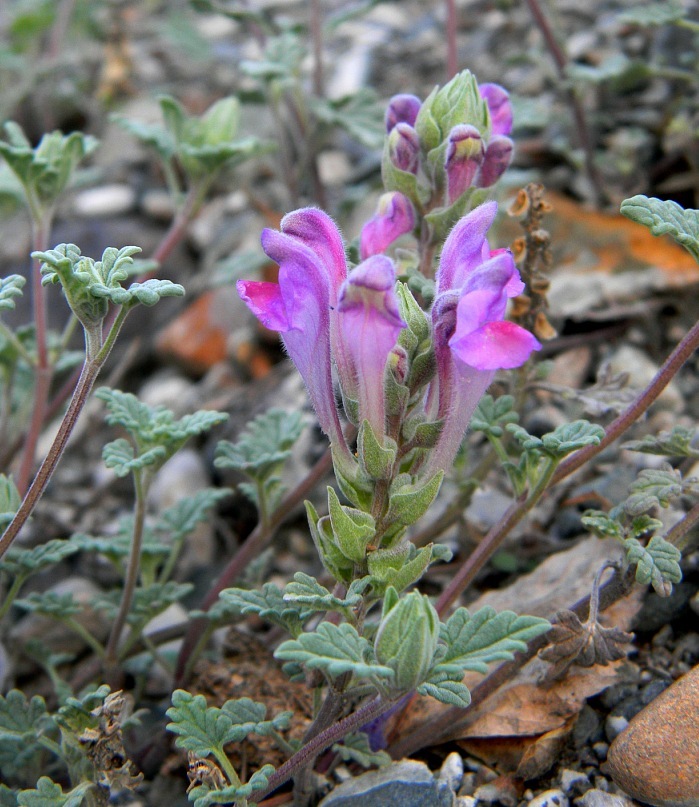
607 664 699 807
318 759 454 807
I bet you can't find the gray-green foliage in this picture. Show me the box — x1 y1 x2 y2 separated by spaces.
621 195 699 263
16 778 93 807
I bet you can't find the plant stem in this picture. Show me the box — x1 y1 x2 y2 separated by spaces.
524 0 605 205
0 310 129 560
309 0 324 99
445 0 458 79
104 469 148 679
0 574 27 620
173 445 334 687
63 616 106 658
665 499 699 551
16 216 53 494
435 315 699 616
253 696 396 803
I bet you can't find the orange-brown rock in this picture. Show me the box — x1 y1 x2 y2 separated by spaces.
607 664 699 807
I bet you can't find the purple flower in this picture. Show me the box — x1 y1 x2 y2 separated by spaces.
444 125 485 204
386 94 422 132
337 256 406 437
479 83 513 137
237 208 350 459
360 192 415 260
477 135 513 188
424 203 540 476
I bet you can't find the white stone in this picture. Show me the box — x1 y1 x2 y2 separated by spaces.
73 184 136 217
528 790 568 807
437 751 464 792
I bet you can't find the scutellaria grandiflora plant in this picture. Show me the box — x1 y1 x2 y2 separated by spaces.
0 56 698 807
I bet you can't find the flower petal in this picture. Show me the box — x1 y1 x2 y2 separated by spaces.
479 83 513 136
436 201 498 294
360 192 415 260
450 320 541 371
236 279 290 331
386 94 422 132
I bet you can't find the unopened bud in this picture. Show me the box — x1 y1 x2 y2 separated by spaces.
385 94 422 133
388 124 421 175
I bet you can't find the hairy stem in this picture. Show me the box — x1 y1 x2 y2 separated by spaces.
254 696 396 803
0 310 129 559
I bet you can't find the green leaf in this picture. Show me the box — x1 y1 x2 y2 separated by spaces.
157 488 230 542
367 543 436 594
620 195 699 263
310 89 385 149
17 779 93 807
283 573 366 614
0 275 25 312
624 535 682 596
275 622 394 681
214 408 303 479
417 677 472 708
333 731 391 769
0 690 52 740
471 394 519 438
357 420 396 481
0 785 18 807
95 582 193 625
617 0 686 27
0 538 78 580
218 584 312 636
327 486 376 564
624 465 683 515
102 438 167 477
188 765 275 807
15 591 81 618
623 426 699 458
581 510 624 540
167 690 289 757
435 607 551 675
385 471 444 527
539 421 605 459
54 685 110 734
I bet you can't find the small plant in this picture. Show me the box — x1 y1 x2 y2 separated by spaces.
0 5 698 806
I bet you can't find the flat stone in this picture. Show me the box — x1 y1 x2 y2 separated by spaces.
578 790 635 807
607 664 699 807
317 760 454 807
528 790 568 807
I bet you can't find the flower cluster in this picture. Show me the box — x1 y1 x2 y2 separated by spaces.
237 70 539 582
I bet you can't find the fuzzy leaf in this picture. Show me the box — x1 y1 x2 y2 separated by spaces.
624 465 683 515
617 0 686 27
621 195 699 263
418 678 472 708
0 690 52 740
623 426 699 458
275 622 393 681
16 779 93 807
219 584 312 636
0 785 18 807
0 538 78 578
0 275 25 312
471 394 519 438
367 543 436 594
214 409 303 479
333 731 391 769
357 420 396 481
435 607 551 675
310 89 385 149
102 438 167 477
327 486 376 563
15 591 81 618
283 573 366 614
157 488 230 542
54 686 111 734
188 765 275 807
385 471 444 527
624 535 682 596
167 690 287 757
581 510 624 540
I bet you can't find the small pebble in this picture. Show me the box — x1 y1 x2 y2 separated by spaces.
73 184 136 217
473 780 517 807
592 742 609 761
607 664 699 807
528 790 568 807
559 769 589 795
604 715 628 742
578 790 635 807
437 751 464 792
456 798 476 807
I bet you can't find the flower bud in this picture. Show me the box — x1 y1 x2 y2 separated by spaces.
374 588 439 692
444 124 485 204
477 135 513 188
388 123 421 175
385 94 422 132
478 83 513 136
360 192 415 260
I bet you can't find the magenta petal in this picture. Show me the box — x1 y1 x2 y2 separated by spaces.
279 207 347 305
445 125 485 204
436 201 498 294
236 279 290 331
360 192 415 260
479 83 513 136
389 123 421 174
450 320 541 371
